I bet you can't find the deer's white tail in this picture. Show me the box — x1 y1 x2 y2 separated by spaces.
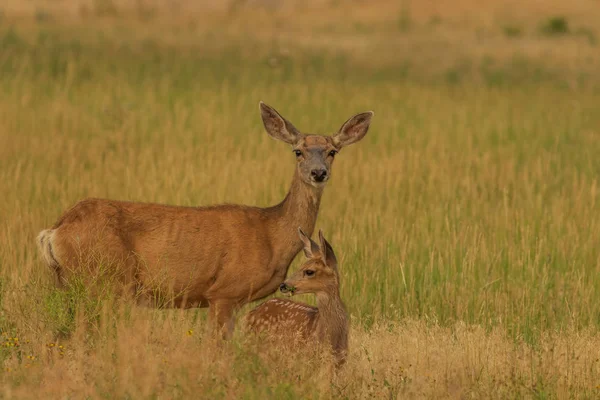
37 229 60 269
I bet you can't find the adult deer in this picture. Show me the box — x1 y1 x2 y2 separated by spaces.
246 229 349 367
37 102 373 337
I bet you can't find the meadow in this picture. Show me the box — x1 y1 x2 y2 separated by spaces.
1 0 600 398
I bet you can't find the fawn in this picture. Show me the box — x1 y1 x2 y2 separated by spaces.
246 228 349 366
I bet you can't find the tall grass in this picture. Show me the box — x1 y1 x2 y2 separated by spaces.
1 1 600 398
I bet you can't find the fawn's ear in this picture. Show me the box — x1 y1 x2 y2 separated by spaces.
298 228 321 259
318 229 338 269
259 102 302 145
332 111 374 149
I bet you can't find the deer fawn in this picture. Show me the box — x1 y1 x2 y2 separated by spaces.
246 229 349 366
37 102 373 337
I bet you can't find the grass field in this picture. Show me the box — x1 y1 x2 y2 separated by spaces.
1 0 600 398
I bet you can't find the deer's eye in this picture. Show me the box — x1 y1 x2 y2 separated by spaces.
304 270 315 277
294 150 302 157
328 150 337 157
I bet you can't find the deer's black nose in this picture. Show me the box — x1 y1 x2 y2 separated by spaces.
280 282 294 294
311 169 328 182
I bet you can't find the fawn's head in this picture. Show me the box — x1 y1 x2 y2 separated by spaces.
259 102 373 188
280 228 339 296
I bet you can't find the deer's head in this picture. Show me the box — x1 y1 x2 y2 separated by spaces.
280 228 339 296
259 102 373 188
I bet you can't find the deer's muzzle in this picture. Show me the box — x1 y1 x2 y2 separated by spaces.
279 283 295 296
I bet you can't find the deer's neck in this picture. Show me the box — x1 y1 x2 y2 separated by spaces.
268 170 324 257
315 291 349 356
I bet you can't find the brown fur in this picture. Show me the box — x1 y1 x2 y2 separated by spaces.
246 230 349 367
36 102 372 337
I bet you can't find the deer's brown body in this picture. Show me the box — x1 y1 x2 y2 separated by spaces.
247 298 318 338
37 102 372 337
246 229 349 366
38 184 318 308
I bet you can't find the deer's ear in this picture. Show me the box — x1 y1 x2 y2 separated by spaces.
318 230 338 269
259 102 302 145
298 228 321 259
332 111 373 148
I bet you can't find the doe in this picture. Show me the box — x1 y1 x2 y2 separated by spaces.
36 102 372 338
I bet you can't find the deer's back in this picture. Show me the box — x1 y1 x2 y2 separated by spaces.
49 198 276 302
246 298 318 339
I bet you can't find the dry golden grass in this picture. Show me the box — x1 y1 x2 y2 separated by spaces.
1 0 600 398
2 310 600 398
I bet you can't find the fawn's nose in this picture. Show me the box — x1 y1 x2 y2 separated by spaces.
311 169 328 182
279 283 289 293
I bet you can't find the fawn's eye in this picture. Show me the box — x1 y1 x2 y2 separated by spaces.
304 270 315 277
328 150 337 157
294 150 302 157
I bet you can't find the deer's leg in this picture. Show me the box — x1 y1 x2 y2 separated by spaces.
208 300 236 339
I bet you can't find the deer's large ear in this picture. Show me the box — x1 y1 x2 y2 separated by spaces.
332 111 374 148
298 228 321 259
259 102 302 145
318 229 338 269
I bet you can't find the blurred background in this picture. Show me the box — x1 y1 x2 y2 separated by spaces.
2 0 599 85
